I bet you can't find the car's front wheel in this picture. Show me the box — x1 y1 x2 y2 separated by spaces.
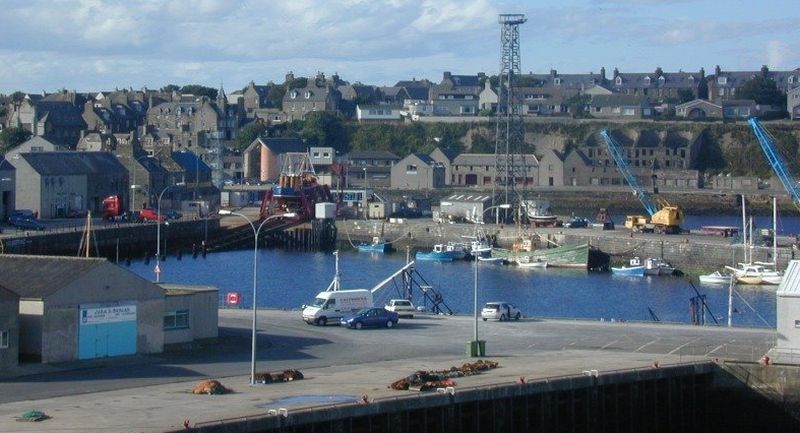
500 314 506 321
482 318 488 321
515 312 521 320
386 320 394 328
355 322 363 329
317 317 327 326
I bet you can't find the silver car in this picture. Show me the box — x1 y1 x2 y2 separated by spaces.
481 302 522 321
385 299 415 318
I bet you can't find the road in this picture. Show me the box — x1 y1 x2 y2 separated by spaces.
0 309 775 405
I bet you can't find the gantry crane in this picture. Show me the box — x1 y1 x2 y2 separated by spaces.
599 130 684 234
748 117 800 210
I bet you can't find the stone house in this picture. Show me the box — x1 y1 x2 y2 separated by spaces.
429 72 484 116
6 97 86 148
708 65 800 102
13 152 129 218
538 149 594 187
675 99 724 119
451 153 539 187
589 94 653 119
429 147 459 186
390 153 445 190
378 87 411 105
6 136 66 161
789 86 800 120
346 150 400 188
283 72 342 121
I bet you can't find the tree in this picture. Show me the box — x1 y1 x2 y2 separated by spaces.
0 127 31 153
470 132 495 153
233 122 267 151
738 76 785 106
160 84 180 93
565 94 591 118
300 112 349 152
286 77 308 90
180 84 218 100
267 84 286 108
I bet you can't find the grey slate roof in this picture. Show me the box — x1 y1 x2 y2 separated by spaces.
35 101 86 128
411 153 436 165
347 150 400 161
432 147 459 162
453 153 496 165
255 137 308 154
0 285 19 301
21 151 127 176
0 255 107 299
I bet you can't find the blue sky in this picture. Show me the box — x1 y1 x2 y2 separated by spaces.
0 0 797 93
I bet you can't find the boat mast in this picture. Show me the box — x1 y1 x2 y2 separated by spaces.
749 216 753 265
741 195 747 264
774 196 778 268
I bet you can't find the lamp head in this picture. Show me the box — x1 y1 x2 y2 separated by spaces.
498 204 512 209
218 209 232 215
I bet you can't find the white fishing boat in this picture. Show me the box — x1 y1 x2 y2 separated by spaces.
521 199 558 227
517 258 548 268
699 271 733 285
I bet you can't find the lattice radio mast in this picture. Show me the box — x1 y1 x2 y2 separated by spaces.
493 14 528 221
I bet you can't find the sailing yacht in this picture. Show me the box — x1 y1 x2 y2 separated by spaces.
724 197 783 285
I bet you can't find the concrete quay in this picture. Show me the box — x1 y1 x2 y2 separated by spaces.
0 309 788 433
337 218 797 271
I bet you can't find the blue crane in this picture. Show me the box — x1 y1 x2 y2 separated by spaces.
599 129 658 216
748 117 800 209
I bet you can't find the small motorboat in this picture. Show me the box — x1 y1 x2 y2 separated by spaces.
357 236 389 253
725 263 783 285
699 271 733 285
644 258 675 276
611 257 645 277
518 259 548 269
415 243 468 261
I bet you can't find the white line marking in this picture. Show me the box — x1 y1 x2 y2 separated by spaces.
634 340 659 352
600 340 619 350
669 338 701 355
707 344 725 355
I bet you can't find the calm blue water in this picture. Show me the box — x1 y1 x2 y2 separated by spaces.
127 247 777 329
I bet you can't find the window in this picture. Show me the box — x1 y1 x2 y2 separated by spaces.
554 78 561 85
718 76 727 85
290 91 297 99
304 91 311 99
406 164 418 174
164 310 190 330
795 320 800 328
615 76 622 85
0 330 8 348
623 108 635 116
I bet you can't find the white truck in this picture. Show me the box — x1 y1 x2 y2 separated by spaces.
302 289 373 326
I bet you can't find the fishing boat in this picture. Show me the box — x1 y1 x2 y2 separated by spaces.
644 258 675 276
493 242 590 269
699 271 733 285
522 199 558 227
611 257 645 277
357 236 390 253
415 243 468 262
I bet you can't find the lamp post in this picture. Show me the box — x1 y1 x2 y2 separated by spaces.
218 210 297 385
155 182 185 282
468 203 511 357
362 167 367 219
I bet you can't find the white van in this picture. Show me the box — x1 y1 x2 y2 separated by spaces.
302 290 373 326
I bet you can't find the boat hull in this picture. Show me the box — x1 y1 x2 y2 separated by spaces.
415 252 456 262
611 266 644 276
357 243 388 253
492 243 589 269
699 272 732 285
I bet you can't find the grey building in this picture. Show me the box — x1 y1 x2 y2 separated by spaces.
5 96 87 148
776 260 800 361
0 255 165 363
450 153 539 187
709 65 800 102
588 94 653 119
7 136 66 160
438 193 493 222
161 284 218 347
675 99 724 119
538 149 594 187
14 152 129 218
430 72 484 116
429 147 459 186
0 156 15 221
391 153 445 190
0 285 19 371
283 72 342 121
790 86 800 120
346 150 400 188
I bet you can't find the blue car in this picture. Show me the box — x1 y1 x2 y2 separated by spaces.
11 218 45 231
340 308 399 329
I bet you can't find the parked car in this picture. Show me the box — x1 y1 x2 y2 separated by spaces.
8 209 36 223
138 208 166 222
163 209 183 220
340 308 399 329
385 299 416 318
481 302 522 321
11 217 46 231
565 217 590 228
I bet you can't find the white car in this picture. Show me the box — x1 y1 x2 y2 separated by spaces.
481 302 522 321
385 299 415 318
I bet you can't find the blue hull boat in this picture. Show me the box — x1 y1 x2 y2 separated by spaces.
415 243 467 262
358 242 389 253
611 257 645 276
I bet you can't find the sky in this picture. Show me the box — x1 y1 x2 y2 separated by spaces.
0 0 798 94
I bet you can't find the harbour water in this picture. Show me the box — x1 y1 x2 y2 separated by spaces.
127 247 777 328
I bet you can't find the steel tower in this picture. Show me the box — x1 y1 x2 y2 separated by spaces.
493 14 528 221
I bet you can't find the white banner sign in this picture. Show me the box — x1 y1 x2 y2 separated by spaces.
81 305 137 325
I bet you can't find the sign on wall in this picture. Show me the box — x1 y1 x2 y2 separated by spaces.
80 305 137 325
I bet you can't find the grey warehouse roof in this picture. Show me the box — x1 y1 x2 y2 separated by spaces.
0 255 107 299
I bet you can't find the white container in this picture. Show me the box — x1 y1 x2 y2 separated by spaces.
315 202 336 219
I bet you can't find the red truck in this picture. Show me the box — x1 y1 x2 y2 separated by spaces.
101 195 132 221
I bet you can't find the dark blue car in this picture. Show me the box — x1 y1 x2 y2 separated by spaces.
340 308 399 329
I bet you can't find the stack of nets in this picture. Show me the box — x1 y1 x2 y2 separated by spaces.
389 359 499 391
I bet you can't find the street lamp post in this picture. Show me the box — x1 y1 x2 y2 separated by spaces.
218 210 297 385
155 182 185 282
362 167 367 219
468 203 511 357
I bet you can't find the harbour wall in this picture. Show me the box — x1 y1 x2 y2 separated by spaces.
337 219 797 273
180 362 800 433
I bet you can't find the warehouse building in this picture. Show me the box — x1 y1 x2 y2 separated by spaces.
0 285 20 371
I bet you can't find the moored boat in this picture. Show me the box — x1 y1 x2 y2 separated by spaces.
725 263 783 285
612 257 645 276
518 259 548 269
492 242 589 269
415 243 468 262
522 199 558 227
699 271 733 285
357 236 390 253
644 258 675 276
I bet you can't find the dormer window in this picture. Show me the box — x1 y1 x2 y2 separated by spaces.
658 76 665 84
554 78 561 85
615 76 622 85
790 76 796 84
305 91 311 99
718 76 728 85
644 76 651 85
290 91 297 99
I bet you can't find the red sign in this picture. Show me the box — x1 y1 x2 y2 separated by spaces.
226 292 240 305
